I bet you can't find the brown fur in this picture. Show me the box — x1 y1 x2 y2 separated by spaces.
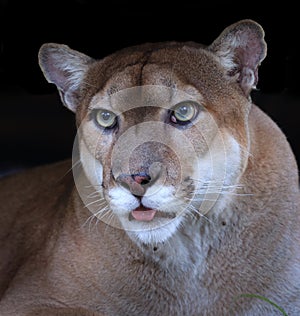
0 20 299 315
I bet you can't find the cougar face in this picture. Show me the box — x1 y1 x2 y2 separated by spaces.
78 85 243 245
38 20 266 246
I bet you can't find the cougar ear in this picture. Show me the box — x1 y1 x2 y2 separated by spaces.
38 43 94 112
208 19 267 97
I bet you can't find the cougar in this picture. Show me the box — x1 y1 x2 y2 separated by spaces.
0 19 299 315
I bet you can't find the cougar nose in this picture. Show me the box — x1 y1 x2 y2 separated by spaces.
132 173 151 185
116 172 151 196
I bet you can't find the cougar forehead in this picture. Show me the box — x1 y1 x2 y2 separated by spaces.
83 43 229 105
88 69 203 112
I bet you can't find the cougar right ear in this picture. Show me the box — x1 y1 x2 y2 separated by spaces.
38 43 94 113
208 19 267 97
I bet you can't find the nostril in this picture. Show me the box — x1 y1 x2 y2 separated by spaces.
140 179 150 185
132 173 151 185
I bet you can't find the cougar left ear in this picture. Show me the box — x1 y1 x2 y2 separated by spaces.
208 19 267 97
38 43 94 112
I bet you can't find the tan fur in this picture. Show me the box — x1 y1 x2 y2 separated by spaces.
0 20 300 315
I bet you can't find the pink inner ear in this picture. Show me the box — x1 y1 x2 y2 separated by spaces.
45 59 70 91
238 33 264 69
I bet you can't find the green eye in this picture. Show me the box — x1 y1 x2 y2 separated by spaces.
95 109 117 128
171 101 198 124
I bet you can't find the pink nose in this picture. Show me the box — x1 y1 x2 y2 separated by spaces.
116 173 151 196
131 173 151 185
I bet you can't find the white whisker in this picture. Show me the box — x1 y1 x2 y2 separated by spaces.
188 178 252 197
103 210 118 235
55 159 81 183
84 198 106 209
93 205 110 221
86 191 103 199
185 203 216 227
71 159 81 169
82 204 111 232
84 184 103 189
192 190 253 197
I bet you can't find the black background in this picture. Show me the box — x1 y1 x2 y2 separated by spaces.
1 0 300 175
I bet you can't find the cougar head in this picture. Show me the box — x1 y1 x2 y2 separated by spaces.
38 19 266 245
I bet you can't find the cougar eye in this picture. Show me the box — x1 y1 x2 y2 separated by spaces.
170 101 198 125
94 109 117 128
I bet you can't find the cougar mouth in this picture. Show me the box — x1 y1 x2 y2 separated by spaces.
129 205 176 222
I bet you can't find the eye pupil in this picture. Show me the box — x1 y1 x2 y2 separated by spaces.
178 105 188 115
102 111 111 121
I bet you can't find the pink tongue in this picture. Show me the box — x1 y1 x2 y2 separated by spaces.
131 207 157 222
